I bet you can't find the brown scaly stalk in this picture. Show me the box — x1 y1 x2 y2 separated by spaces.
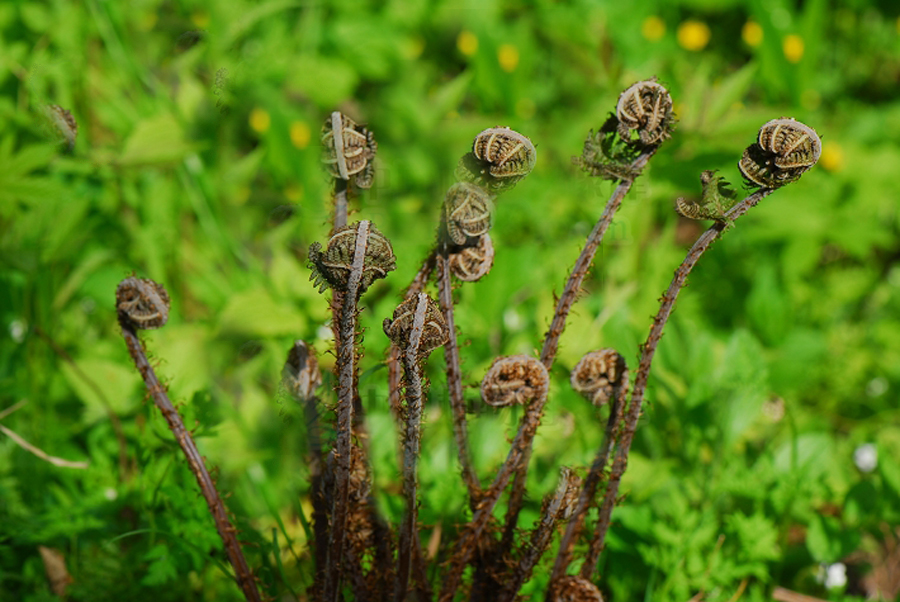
436 253 482 503
371 509 397 599
389 185 496 504
411 538 433 601
581 187 774 580
435 127 538 512
500 146 658 555
115 277 261 602
391 295 429 600
438 427 521 598
389 244 484 510
408 248 439 296
329 176 349 358
439 356 549 602
281 342 329 591
309 220 396 602
540 78 675 370
498 468 582 602
317 110 384 600
394 128 537 524
549 359 628 587
387 249 438 439
324 112 374 432
387 344 405 423
384 293 449 600
538 146 659 369
503 79 675 545
322 110 376 235
332 176 349 233
327 222 369 602
388 221 486 507
393 359 425 601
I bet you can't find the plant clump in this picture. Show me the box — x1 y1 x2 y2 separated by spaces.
112 79 820 601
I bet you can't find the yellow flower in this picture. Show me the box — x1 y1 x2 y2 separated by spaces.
498 44 519 72
457 31 478 56
742 21 763 47
249 108 271 134
642 16 666 41
285 184 303 203
783 34 804 63
290 121 311 149
191 11 210 28
820 143 844 172
677 20 711 51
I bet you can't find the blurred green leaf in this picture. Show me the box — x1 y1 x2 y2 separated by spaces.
286 55 359 107
705 63 758 129
119 114 196 166
806 514 841 563
217 288 307 337
773 433 834 478
141 544 178 587
60 357 140 424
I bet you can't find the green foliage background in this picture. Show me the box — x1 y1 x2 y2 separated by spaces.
2 0 900 600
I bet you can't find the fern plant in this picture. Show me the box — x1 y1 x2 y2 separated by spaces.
114 79 820 601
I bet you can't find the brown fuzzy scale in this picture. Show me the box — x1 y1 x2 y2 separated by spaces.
383 293 449 362
116 277 170 330
738 145 779 188
472 127 536 178
308 221 395 294
570 349 627 407
616 79 674 146
481 355 549 408
331 443 384 599
757 118 821 167
549 576 604 602
774 146 820 171
321 112 377 188
443 182 493 245
738 146 808 188
740 118 820 188
449 233 495 282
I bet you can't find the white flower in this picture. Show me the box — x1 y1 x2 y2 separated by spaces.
854 443 878 473
866 376 888 397
316 323 333 341
9 319 25 343
824 562 847 589
503 308 523 332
